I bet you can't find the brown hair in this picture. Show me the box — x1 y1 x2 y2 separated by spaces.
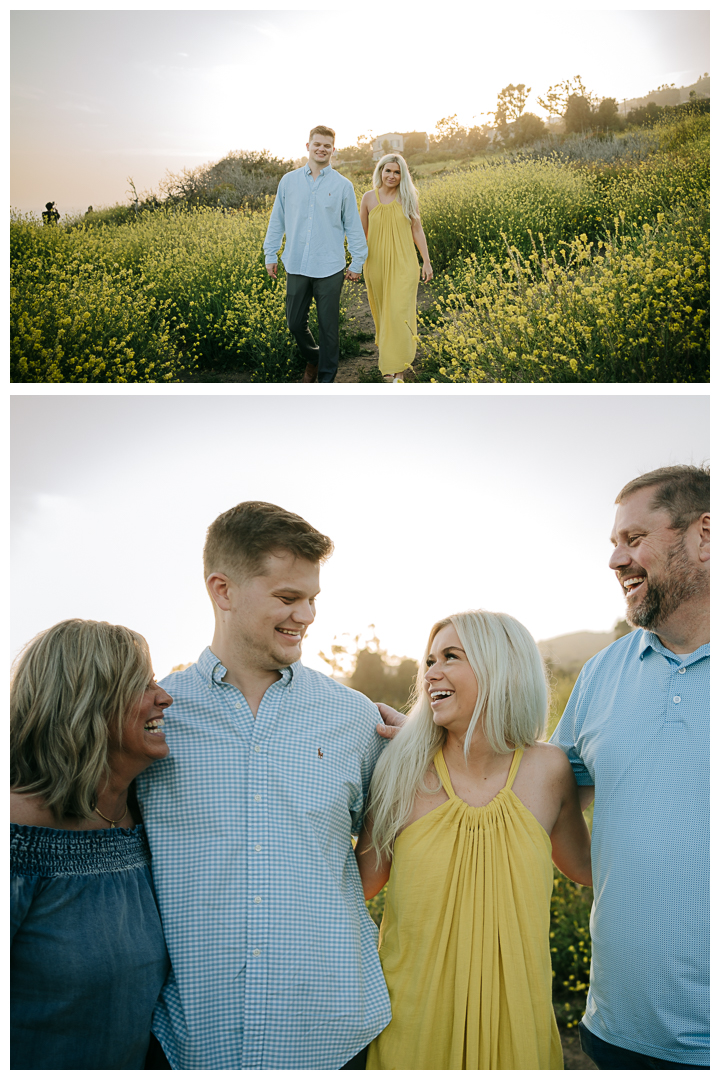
616 464 710 532
203 500 334 583
10 619 153 820
308 125 335 143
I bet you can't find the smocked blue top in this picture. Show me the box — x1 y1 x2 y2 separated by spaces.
11 822 170 1070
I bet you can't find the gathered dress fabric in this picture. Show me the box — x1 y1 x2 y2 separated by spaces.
364 197 420 375
366 747 563 1070
10 822 170 1070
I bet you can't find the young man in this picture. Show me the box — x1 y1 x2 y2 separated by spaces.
136 502 390 1069
263 126 367 384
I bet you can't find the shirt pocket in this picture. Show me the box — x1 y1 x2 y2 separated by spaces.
323 190 344 230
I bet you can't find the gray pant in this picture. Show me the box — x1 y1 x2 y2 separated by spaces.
285 269 345 383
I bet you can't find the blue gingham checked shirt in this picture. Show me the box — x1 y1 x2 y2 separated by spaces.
550 629 709 1067
135 648 391 1070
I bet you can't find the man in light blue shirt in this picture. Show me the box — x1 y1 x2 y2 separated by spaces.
263 125 367 383
136 501 390 1069
551 465 709 1069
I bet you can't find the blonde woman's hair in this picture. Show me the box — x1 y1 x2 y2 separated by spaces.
367 609 549 864
372 153 420 222
10 619 153 821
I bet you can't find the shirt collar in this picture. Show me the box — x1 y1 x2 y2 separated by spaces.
196 646 298 688
304 161 333 177
637 629 710 664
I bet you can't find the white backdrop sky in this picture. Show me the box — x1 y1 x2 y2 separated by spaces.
11 393 709 680
11 8 710 215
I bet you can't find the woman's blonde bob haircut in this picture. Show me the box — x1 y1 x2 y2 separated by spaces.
10 619 153 821
372 153 420 222
367 609 549 864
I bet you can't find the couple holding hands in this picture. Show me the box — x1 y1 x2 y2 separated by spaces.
11 471 710 1071
264 125 433 383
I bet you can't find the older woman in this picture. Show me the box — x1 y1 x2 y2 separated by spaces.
360 153 433 383
356 609 592 1070
10 619 172 1070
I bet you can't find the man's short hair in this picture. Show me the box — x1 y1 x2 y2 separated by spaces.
616 465 710 532
309 125 335 143
203 501 334 583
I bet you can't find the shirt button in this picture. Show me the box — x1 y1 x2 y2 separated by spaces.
254 745 261 753
254 844 262 852
253 949 261 957
254 896 262 904
254 794 261 802
673 696 681 704
678 667 686 674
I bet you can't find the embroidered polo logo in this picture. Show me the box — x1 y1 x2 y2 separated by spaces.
318 748 324 758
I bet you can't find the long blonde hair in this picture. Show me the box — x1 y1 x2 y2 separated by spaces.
10 619 153 820
367 609 548 863
372 153 420 222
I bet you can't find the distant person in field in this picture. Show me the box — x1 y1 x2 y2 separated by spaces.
360 154 433 383
263 125 367 384
135 501 391 1069
378 464 710 1071
42 201 60 224
356 608 591 1069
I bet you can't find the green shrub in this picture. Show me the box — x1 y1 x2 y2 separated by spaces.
550 870 593 1028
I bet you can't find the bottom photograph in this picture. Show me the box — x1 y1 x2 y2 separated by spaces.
10 393 709 1072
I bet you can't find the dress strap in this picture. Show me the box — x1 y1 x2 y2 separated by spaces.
503 747 524 790
432 749 455 798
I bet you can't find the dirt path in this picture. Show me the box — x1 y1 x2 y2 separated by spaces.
335 281 435 383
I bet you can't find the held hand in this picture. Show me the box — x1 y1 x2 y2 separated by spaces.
266 263 278 279
345 270 362 282
376 702 406 740
421 262 433 282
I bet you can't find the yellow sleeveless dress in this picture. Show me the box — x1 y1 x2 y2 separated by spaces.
366 747 563 1070
364 196 420 376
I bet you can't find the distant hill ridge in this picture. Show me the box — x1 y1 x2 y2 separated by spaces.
537 630 617 672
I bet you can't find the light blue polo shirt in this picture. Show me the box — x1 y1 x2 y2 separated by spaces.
550 629 709 1066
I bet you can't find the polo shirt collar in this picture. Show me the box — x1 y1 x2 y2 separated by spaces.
637 629 710 663
303 162 333 177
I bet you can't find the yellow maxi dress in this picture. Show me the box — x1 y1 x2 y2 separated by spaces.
364 197 420 376
366 747 563 1070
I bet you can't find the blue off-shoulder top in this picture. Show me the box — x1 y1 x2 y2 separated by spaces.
11 822 170 1070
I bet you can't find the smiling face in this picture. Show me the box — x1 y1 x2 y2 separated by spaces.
225 550 320 673
423 623 479 735
108 676 173 775
381 160 402 189
610 486 707 632
306 132 334 167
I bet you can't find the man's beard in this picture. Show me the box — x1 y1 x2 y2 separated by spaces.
627 536 707 631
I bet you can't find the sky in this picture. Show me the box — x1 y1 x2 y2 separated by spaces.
11 8 710 216
11 392 709 681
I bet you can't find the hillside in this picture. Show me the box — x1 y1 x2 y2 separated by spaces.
537 630 616 672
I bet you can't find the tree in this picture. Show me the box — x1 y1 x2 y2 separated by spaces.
318 628 418 712
595 97 623 131
402 131 427 153
507 112 546 146
466 125 491 153
538 75 598 118
494 83 531 137
433 114 465 150
156 149 293 211
564 93 594 134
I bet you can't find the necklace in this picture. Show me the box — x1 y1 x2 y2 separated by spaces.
94 803 128 828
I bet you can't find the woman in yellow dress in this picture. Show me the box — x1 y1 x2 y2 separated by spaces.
356 610 592 1070
360 154 433 383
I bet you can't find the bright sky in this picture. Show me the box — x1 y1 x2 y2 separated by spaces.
11 8 709 216
11 392 709 681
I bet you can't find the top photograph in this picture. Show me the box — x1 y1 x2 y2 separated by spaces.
10 9 709 385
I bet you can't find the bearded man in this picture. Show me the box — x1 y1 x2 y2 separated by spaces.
550 465 709 1069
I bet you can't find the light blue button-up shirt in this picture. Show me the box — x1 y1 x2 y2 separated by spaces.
550 629 709 1066
263 162 367 277
135 648 391 1070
